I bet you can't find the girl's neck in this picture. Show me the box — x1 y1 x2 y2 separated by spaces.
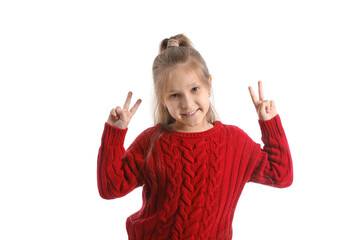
168 121 214 133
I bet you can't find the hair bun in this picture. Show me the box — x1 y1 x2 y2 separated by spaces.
167 39 179 48
159 34 193 53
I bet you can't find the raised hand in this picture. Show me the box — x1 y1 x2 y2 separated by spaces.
107 91 142 129
248 81 277 121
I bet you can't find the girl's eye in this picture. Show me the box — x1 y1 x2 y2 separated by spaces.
192 87 199 92
170 94 179 99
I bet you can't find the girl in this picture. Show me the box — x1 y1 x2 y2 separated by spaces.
97 34 293 240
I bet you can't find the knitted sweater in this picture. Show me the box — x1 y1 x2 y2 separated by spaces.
97 114 293 240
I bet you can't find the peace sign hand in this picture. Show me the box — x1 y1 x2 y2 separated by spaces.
107 91 142 129
248 81 277 121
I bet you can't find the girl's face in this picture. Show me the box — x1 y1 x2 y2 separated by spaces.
163 67 212 132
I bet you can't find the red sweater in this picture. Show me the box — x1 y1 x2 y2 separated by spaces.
97 114 293 240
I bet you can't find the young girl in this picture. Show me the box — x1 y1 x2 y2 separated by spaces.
97 34 293 240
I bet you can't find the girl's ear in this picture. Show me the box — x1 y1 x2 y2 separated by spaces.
208 75 212 97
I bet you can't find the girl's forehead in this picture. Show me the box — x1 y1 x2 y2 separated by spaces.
166 68 204 88
160 64 210 95
170 64 205 80
170 67 200 79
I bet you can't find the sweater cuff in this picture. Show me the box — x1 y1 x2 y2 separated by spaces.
102 122 128 146
258 114 284 138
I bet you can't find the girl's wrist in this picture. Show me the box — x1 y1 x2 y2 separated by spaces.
258 113 278 122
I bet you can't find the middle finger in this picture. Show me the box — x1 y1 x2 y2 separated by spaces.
123 91 133 110
258 81 264 101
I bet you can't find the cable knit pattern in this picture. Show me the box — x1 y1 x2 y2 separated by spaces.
97 114 293 240
154 137 181 239
171 139 208 239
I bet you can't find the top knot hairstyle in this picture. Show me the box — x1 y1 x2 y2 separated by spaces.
152 34 217 126
159 35 191 52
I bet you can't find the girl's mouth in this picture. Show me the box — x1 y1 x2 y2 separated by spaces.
183 109 199 117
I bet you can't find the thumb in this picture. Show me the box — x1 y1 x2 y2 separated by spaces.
270 100 276 110
115 106 122 115
260 100 270 113
110 107 119 118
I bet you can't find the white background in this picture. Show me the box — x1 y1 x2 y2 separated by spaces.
1 0 359 239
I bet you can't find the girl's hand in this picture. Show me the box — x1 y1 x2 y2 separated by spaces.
107 91 142 129
248 81 277 121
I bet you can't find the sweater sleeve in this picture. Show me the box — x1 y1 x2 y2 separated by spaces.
97 123 147 199
248 114 293 188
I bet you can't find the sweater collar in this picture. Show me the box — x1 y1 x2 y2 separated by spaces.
161 121 222 138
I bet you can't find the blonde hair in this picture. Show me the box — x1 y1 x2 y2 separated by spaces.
152 34 218 127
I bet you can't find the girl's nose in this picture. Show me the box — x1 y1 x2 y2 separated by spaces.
181 94 193 109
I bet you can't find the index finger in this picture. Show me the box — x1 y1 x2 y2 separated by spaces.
130 99 142 115
248 86 258 105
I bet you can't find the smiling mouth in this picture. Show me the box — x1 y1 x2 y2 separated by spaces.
183 109 199 117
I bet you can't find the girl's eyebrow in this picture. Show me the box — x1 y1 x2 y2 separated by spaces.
167 82 198 93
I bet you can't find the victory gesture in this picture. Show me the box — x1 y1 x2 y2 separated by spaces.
248 81 277 121
107 91 142 129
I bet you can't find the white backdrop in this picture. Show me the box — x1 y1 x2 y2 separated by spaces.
1 0 359 239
